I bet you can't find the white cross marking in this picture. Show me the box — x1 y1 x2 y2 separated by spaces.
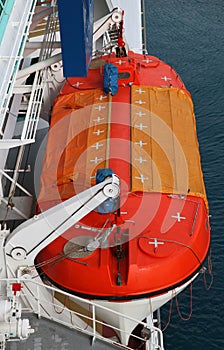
93 129 104 136
161 76 171 82
135 157 147 164
142 58 153 64
135 111 146 117
95 105 105 111
91 142 103 150
73 81 84 87
96 95 106 101
135 140 147 148
171 212 186 222
135 174 149 183
135 123 148 130
148 238 164 252
135 88 146 94
115 60 126 65
90 157 103 164
93 116 104 123
135 100 146 105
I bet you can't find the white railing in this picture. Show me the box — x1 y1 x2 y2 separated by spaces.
0 0 37 136
21 1 59 142
0 0 60 148
0 278 164 350
141 0 148 54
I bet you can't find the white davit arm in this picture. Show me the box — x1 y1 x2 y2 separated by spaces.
93 8 123 43
5 174 119 266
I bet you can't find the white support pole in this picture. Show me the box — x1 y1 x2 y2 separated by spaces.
92 304 96 345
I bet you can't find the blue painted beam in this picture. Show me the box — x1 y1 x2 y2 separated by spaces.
58 0 94 77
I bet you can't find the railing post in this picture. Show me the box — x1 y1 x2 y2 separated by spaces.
37 283 41 319
91 303 96 345
0 278 165 349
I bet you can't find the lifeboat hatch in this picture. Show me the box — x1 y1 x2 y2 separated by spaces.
138 237 176 258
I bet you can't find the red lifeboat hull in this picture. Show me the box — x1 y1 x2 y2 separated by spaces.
36 52 210 300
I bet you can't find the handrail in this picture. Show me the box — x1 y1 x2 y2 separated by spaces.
0 0 37 137
141 0 148 53
0 0 60 147
0 277 164 349
20 1 59 142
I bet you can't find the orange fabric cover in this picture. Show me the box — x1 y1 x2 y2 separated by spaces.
38 85 207 210
131 85 207 206
38 89 109 205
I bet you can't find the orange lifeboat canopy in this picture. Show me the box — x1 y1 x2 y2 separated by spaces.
36 52 210 300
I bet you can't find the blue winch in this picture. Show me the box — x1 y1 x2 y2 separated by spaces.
96 168 118 214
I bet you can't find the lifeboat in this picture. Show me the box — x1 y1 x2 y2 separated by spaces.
35 50 210 344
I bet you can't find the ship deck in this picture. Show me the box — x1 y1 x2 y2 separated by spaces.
6 314 116 350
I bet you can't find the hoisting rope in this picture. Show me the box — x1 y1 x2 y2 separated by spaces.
52 290 90 331
140 235 213 329
52 291 67 314
160 285 193 332
69 299 91 331
31 214 114 278
144 237 213 292
139 236 202 265
32 247 88 279
161 290 175 332
175 283 193 321
203 249 213 290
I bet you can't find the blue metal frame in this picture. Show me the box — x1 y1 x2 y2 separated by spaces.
58 0 94 77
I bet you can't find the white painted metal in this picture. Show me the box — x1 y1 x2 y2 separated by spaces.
29 5 54 31
5 175 120 264
0 1 61 151
0 286 34 342
0 139 34 149
0 175 119 348
0 0 37 136
15 53 62 85
0 277 165 350
0 1 61 227
93 8 123 52
95 276 197 346
107 0 143 53
24 41 61 57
